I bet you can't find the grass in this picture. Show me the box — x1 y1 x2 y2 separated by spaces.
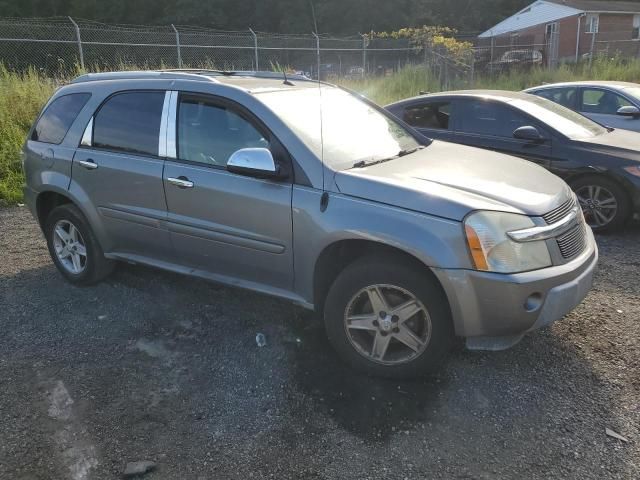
337 57 640 104
0 66 56 205
1 56 640 204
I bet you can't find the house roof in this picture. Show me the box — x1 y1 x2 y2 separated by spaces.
548 0 640 13
479 0 640 38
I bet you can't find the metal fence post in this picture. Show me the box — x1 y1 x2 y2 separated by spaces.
171 24 182 68
589 31 596 68
361 34 367 77
68 16 84 70
249 28 259 70
313 32 320 79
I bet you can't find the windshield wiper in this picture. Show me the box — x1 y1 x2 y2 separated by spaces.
352 146 424 169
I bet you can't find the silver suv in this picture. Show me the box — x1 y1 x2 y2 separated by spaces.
23 71 598 377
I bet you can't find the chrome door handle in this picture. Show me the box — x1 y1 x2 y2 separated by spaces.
78 159 98 170
167 177 194 188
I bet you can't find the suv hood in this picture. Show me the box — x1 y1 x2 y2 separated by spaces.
334 141 572 221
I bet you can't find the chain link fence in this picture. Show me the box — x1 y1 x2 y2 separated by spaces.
0 16 476 88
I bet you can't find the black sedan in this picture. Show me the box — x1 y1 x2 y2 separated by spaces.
386 90 640 232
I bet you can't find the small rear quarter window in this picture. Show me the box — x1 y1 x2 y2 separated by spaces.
32 93 91 144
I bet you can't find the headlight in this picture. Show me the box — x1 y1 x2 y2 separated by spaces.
464 211 552 273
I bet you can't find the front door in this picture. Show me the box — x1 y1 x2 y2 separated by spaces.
72 90 173 259
579 87 640 131
162 93 294 291
454 99 554 168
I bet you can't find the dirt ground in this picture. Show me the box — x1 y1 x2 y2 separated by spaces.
0 206 638 479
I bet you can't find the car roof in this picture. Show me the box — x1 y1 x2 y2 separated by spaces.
70 70 322 93
524 81 640 92
386 90 535 107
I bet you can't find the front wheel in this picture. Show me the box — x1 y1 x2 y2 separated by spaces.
324 255 453 378
571 176 630 233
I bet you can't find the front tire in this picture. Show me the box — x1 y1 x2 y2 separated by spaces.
324 255 453 378
45 204 114 285
571 176 630 233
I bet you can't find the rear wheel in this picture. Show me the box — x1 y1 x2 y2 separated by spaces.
45 204 114 285
571 176 630 233
324 255 453 378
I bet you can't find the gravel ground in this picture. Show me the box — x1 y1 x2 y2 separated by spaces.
0 205 638 479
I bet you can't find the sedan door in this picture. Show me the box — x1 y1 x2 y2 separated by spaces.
453 99 554 168
578 87 640 131
389 99 458 143
162 92 294 291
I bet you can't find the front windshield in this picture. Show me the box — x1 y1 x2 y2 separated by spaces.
257 86 421 170
511 95 607 139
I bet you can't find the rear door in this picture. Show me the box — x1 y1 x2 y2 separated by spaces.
162 92 294 290
454 99 554 168
72 90 173 259
390 99 458 143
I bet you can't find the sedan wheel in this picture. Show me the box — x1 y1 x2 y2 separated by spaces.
575 185 618 229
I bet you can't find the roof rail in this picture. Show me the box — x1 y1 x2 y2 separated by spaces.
70 70 220 84
71 69 312 84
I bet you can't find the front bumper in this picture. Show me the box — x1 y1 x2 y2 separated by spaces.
432 227 598 350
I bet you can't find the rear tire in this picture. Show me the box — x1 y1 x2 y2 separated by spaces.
45 204 114 285
324 255 453 378
570 176 630 233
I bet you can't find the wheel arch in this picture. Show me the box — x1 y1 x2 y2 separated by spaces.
312 239 450 317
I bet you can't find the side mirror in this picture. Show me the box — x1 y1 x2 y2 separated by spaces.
227 148 283 179
616 106 640 118
513 125 545 143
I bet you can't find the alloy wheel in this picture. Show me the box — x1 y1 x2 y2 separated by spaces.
575 185 618 229
343 284 431 365
52 219 88 274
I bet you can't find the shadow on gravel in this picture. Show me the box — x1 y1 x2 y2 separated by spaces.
289 313 447 442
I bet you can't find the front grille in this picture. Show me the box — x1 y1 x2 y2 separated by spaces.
556 222 587 259
543 197 576 225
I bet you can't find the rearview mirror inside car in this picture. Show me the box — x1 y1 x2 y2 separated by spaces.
616 106 640 118
513 125 545 143
227 148 284 179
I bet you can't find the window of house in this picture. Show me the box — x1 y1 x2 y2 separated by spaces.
31 93 91 144
92 91 165 156
402 102 452 130
633 14 640 40
586 14 599 34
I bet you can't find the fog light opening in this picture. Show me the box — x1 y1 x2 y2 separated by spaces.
524 293 543 313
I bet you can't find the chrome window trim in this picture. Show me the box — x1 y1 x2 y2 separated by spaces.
80 117 93 147
507 206 580 243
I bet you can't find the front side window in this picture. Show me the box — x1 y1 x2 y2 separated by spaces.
32 93 91 144
403 102 451 130
93 91 165 156
457 100 530 138
177 97 268 167
580 88 632 115
257 87 420 171
535 87 577 109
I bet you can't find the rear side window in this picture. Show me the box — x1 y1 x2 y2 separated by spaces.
32 93 91 144
535 88 577 109
93 91 165 156
402 102 451 130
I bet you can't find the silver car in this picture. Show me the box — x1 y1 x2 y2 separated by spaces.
525 81 640 132
23 71 598 378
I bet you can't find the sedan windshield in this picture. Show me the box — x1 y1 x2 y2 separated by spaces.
257 87 421 170
510 95 607 139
